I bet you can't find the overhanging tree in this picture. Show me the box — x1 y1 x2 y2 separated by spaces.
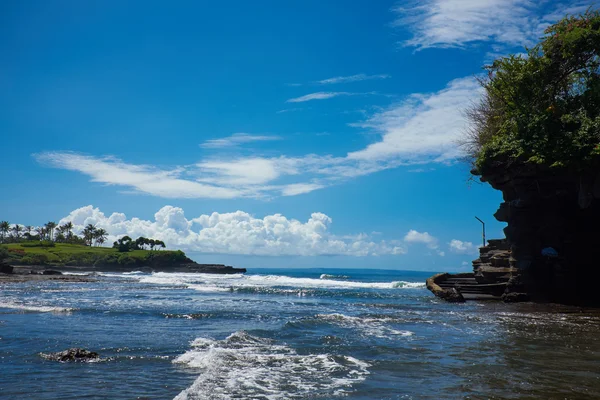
466 9 600 175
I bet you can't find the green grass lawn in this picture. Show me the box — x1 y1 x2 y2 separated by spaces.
1 242 189 267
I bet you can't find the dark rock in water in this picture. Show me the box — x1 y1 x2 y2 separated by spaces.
41 348 99 362
426 273 466 303
0 263 13 274
502 292 530 303
42 270 63 275
438 288 466 303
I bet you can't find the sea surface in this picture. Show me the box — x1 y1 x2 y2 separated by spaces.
1 268 600 399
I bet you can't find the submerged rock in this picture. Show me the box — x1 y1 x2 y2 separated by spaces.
42 270 62 275
502 292 530 303
41 348 99 362
426 273 466 303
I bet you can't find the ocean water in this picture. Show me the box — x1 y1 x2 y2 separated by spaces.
1 268 600 399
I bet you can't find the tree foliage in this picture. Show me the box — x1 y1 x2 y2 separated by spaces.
466 9 600 174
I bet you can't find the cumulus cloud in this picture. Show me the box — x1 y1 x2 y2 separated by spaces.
317 74 390 85
403 230 438 249
200 133 281 149
35 76 480 199
394 0 589 50
449 239 478 254
57 205 408 257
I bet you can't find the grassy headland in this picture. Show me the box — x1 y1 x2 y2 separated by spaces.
2 241 191 268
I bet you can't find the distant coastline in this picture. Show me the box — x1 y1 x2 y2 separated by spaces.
1 242 246 274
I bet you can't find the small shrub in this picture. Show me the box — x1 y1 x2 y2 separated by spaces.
21 241 55 248
20 253 49 265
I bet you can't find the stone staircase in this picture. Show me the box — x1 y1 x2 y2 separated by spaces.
472 239 515 284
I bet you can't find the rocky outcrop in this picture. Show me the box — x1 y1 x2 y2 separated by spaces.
426 273 466 303
477 162 600 305
472 239 513 284
0 262 13 274
41 348 100 362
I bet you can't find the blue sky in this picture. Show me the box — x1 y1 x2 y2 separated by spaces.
0 0 590 270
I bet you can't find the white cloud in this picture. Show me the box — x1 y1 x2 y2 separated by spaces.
449 239 478 254
281 183 325 196
394 0 589 50
200 133 281 149
317 74 391 84
34 152 243 199
197 158 284 186
286 92 354 103
57 205 408 257
404 230 439 249
348 76 481 162
35 76 481 199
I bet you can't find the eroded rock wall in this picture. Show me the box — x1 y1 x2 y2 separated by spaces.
480 164 600 305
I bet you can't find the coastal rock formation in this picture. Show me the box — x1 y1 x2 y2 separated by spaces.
0 262 13 274
478 163 600 305
426 273 466 303
41 348 100 362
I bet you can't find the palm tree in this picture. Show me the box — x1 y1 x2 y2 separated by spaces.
94 228 107 247
11 224 22 241
45 221 57 241
24 225 33 238
35 226 46 240
63 222 74 240
83 224 97 246
0 221 9 243
55 225 66 242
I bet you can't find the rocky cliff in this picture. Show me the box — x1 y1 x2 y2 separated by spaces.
477 162 600 305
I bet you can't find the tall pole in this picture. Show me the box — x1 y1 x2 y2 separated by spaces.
475 216 486 247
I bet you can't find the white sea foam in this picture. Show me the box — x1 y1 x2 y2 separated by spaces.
315 313 414 338
320 273 350 280
173 331 369 400
128 271 424 293
61 272 91 276
0 301 73 313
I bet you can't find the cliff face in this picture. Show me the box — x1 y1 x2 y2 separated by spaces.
479 163 600 305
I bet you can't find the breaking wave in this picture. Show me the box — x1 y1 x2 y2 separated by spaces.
173 331 369 399
320 274 350 280
123 271 425 294
0 301 73 313
313 313 414 338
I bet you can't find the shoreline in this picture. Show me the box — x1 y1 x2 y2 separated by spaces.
0 262 247 284
0 266 96 283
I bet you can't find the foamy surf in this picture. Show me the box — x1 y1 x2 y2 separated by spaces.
314 313 415 338
0 301 73 313
173 331 369 400
124 271 425 293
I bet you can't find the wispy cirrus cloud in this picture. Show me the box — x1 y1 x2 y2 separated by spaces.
200 133 281 149
348 76 481 162
394 0 589 50
286 92 354 103
36 75 480 199
34 152 245 199
316 73 391 85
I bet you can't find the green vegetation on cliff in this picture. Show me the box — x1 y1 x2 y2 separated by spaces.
1 242 190 268
466 10 600 174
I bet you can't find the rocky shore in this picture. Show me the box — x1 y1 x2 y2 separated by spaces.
429 163 600 306
478 163 600 305
0 261 246 284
